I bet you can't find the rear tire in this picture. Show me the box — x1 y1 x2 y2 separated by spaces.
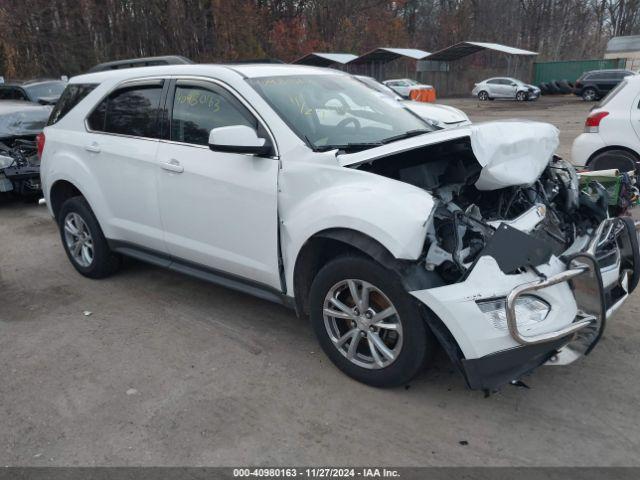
58 196 121 279
477 91 489 101
588 149 638 174
309 255 435 388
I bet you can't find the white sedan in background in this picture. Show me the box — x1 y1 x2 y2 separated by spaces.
382 78 432 98
355 75 471 129
472 77 540 102
572 74 640 172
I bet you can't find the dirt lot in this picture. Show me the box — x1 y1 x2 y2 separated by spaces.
2 95 640 467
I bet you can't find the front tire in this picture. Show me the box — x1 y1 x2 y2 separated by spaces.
516 91 527 101
58 196 121 279
309 255 434 387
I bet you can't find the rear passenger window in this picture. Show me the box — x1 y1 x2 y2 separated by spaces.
170 84 255 146
87 84 163 138
47 84 96 125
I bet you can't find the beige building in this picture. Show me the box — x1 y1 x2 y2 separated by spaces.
605 35 640 71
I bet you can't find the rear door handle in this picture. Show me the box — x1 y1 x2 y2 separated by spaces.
85 142 101 153
160 159 184 173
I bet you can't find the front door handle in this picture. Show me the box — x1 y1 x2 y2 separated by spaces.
85 142 101 153
161 159 184 173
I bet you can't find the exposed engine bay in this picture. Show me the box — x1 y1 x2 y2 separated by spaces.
354 136 612 285
0 138 41 199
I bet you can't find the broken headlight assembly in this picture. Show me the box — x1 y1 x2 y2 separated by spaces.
477 296 550 331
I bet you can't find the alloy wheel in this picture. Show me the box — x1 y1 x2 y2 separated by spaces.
63 212 94 267
323 279 403 370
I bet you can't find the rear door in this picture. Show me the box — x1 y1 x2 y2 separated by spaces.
83 79 167 252
491 78 509 98
156 78 281 289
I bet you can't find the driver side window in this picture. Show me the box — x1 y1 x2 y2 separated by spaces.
170 84 256 146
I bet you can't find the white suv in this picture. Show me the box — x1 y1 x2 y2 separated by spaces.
40 64 638 390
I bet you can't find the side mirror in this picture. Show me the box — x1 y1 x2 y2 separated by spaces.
511 83 518 87
208 125 272 156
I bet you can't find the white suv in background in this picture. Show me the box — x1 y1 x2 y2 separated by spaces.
39 64 638 390
572 74 640 172
382 78 432 98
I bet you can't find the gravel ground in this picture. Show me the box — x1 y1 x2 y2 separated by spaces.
2 95 640 467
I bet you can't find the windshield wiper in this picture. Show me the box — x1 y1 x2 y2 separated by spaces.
314 142 383 153
380 129 431 145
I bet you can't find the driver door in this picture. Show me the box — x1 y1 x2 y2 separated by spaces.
156 79 281 290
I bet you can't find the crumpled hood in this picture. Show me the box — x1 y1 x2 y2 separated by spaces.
0 101 51 138
470 120 558 189
338 120 559 191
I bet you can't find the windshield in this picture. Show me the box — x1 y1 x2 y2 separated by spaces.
248 74 432 151
25 81 66 100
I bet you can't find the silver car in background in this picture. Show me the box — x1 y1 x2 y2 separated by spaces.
472 77 540 102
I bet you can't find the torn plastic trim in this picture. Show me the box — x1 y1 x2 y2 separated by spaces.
314 228 445 292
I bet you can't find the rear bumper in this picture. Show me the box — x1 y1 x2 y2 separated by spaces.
411 216 639 390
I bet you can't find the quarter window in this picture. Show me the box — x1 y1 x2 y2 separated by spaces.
87 84 163 138
170 84 255 146
48 83 97 125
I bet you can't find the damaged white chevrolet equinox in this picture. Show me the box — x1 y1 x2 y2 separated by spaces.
40 64 639 391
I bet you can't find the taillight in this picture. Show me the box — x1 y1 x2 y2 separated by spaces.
36 132 45 159
585 111 609 133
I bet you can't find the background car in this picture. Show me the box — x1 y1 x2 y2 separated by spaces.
572 73 640 172
0 100 50 198
382 78 432 98
573 69 636 101
0 79 67 105
472 77 540 101
354 75 471 129
87 55 194 72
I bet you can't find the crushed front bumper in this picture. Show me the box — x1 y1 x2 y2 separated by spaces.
411 216 639 390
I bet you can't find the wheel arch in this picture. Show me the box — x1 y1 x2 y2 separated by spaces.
49 179 87 221
292 228 466 378
292 227 444 315
586 145 640 169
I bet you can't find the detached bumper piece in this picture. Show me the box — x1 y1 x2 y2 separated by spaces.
462 217 639 391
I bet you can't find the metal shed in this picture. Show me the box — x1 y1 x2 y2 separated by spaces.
347 48 431 80
605 35 640 71
425 42 538 61
292 52 358 68
418 42 538 97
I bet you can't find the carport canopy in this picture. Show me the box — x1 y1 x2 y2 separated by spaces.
349 48 431 64
292 52 358 67
425 42 538 61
